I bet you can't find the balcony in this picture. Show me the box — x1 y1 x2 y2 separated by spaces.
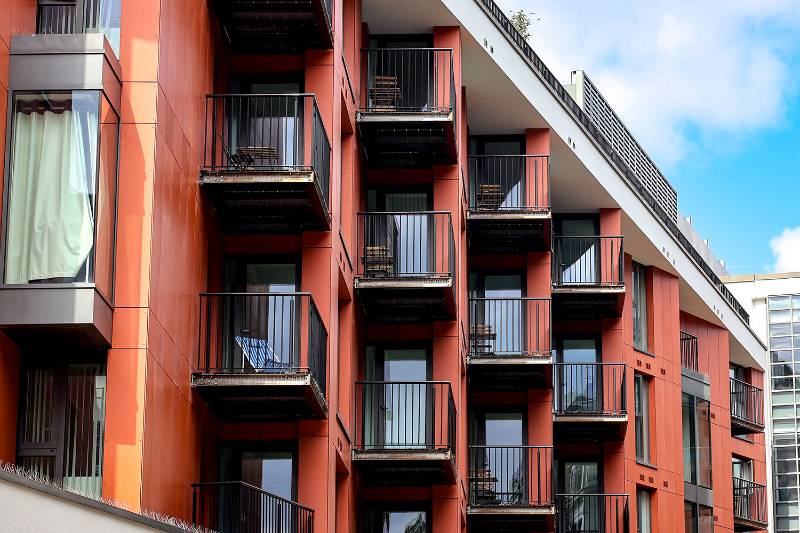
201 94 331 233
468 298 551 390
467 156 551 253
209 0 333 53
680 331 699 373
555 494 629 533
192 292 327 421
355 212 456 323
730 378 765 435
468 445 554 531
358 49 457 168
192 481 314 533
553 363 628 441
353 381 456 485
552 236 625 319
733 478 768 531
36 0 121 54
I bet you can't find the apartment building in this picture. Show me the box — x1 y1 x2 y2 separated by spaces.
0 1 768 533
727 272 800 533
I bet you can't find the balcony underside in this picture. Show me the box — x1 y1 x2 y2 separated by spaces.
467 356 552 390
357 112 457 168
731 416 765 436
355 278 455 323
191 373 327 421
352 449 456 485
551 288 625 320
467 212 551 253
467 505 554 533
0 286 113 347
201 170 330 233
553 413 628 442
211 0 333 53
733 516 769 532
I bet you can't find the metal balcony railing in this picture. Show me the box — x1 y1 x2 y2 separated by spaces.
357 212 455 281
553 363 627 417
197 293 327 395
468 297 551 358
555 494 629 533
553 236 624 288
361 48 456 115
203 94 331 208
468 445 553 508
733 478 768 526
192 481 313 533
730 378 764 429
680 331 699 372
468 155 550 213
355 381 456 454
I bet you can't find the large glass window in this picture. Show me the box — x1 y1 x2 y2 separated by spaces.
3 90 118 300
635 374 651 464
682 392 712 488
637 488 652 533
684 501 713 533
17 360 107 498
632 262 648 351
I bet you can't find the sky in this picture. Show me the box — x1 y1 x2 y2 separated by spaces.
497 0 800 274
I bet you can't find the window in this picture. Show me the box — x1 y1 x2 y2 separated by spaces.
632 262 649 351
366 509 429 533
684 501 714 533
635 374 651 464
637 489 652 533
17 360 107 497
3 90 119 301
682 393 712 488
36 0 122 56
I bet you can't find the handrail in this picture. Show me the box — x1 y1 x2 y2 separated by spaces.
552 236 625 288
553 362 627 416
468 297 551 357
474 0 749 323
468 445 553 507
730 377 764 428
680 331 699 372
468 154 550 212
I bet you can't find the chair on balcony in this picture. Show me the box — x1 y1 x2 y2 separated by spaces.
477 183 504 210
470 467 500 505
470 324 496 355
218 131 279 171
369 75 401 109
363 243 395 276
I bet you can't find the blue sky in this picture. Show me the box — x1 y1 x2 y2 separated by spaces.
498 0 800 274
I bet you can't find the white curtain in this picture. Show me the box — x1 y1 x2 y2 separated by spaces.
5 102 97 284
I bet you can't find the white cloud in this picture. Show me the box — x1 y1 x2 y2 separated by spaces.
497 0 800 164
771 227 800 272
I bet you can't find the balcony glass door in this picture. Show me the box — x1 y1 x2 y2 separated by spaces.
558 339 601 413
471 273 524 356
474 412 525 504
558 218 599 285
224 260 298 373
563 461 601 533
366 347 430 449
